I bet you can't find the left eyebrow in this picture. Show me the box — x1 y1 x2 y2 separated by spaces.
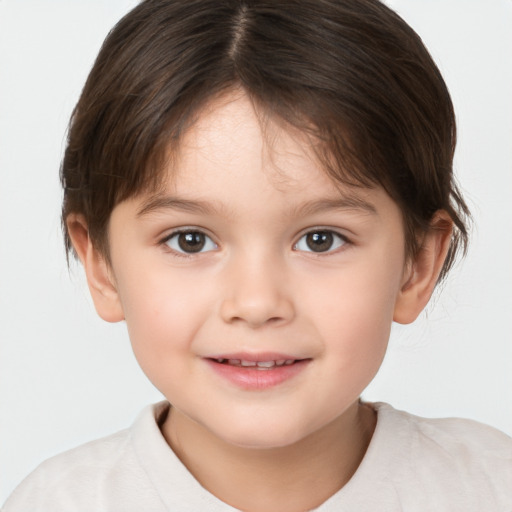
294 196 378 217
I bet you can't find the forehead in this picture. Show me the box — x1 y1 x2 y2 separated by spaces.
134 90 399 224
161 91 356 201
174 92 316 187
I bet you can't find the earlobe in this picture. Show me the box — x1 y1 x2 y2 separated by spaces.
393 211 453 324
66 214 125 323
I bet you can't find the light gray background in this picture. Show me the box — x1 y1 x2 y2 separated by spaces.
1 0 511 503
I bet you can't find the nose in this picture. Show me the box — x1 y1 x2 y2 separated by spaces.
219 254 295 329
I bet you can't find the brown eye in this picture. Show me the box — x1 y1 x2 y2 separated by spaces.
178 232 205 252
295 230 346 253
306 231 333 252
165 230 217 254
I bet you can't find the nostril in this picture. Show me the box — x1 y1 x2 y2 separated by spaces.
221 305 293 328
218 275 295 327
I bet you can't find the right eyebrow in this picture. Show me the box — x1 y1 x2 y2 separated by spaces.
136 195 217 217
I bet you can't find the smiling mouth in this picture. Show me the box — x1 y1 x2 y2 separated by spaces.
206 357 310 389
211 358 302 369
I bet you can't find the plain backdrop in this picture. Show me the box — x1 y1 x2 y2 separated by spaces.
1 0 511 503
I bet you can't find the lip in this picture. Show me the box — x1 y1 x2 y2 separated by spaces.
203 352 311 390
206 351 302 362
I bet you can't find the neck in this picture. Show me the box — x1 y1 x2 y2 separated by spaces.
162 401 376 512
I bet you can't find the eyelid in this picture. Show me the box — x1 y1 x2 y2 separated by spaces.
159 227 218 256
293 227 350 254
159 224 216 241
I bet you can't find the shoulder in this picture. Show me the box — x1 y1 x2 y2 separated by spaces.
375 402 512 459
2 404 167 512
371 403 512 509
13 427 132 485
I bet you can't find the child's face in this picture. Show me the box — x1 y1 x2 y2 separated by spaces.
105 91 409 448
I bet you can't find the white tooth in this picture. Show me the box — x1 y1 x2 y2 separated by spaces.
275 360 286 366
240 360 257 367
229 359 241 366
256 361 275 368
217 358 225 363
284 360 295 365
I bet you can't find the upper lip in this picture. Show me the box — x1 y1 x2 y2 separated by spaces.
204 352 306 362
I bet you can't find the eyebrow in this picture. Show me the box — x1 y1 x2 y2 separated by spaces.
294 196 378 217
136 193 378 218
136 196 217 217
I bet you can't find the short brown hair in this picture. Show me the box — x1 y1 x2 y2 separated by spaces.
61 0 470 279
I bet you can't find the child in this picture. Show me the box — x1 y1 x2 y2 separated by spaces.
3 0 511 510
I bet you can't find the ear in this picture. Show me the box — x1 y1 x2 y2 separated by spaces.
67 214 125 323
393 211 453 324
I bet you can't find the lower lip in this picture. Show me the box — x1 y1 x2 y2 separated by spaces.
205 359 310 390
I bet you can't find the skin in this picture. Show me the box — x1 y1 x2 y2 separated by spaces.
68 90 452 511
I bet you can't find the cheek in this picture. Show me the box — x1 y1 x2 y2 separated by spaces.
115 268 207 372
305 254 401 321
302 258 402 367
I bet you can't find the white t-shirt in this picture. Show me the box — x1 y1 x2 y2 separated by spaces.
3 401 512 512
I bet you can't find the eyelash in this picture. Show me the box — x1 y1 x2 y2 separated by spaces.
159 228 351 258
293 229 349 255
160 229 218 258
